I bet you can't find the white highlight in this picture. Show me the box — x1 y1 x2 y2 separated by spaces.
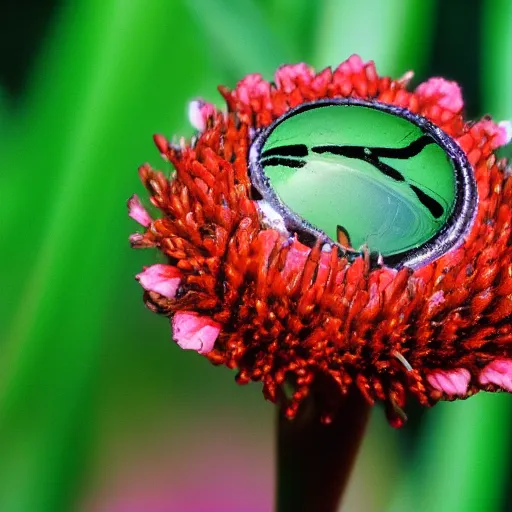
398 70 414 85
256 201 289 236
188 100 205 131
499 120 512 145
392 350 413 372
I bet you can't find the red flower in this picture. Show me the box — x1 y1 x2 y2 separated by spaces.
128 55 512 426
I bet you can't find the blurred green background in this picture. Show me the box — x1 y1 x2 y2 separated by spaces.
1 0 511 511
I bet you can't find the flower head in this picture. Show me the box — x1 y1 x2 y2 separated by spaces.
129 55 512 426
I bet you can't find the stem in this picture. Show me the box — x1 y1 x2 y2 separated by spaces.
276 387 370 512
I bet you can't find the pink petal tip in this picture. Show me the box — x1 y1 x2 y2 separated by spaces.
128 195 152 227
427 368 470 396
172 312 221 354
416 77 463 113
235 73 271 105
129 233 143 244
473 119 512 150
275 63 314 93
136 264 182 299
479 359 512 392
188 100 216 132
338 54 366 74
498 120 512 147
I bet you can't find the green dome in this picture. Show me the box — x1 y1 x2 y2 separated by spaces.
249 100 477 268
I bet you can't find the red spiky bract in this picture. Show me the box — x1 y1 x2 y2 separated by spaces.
130 56 512 426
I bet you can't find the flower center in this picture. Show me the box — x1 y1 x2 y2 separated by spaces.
249 99 477 268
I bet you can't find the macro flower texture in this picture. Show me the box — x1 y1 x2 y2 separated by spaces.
128 55 512 427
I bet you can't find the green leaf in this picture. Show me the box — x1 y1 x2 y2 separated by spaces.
312 0 435 76
388 5 512 509
0 1 224 510
185 0 293 81
388 395 511 512
482 0 512 119
260 0 319 62
482 0 512 162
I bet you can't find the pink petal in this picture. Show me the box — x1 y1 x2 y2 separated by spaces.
128 195 152 227
338 54 365 75
498 120 512 146
136 264 182 299
347 54 365 73
416 77 463 113
172 312 221 354
274 63 314 93
427 368 470 396
470 119 512 150
129 233 156 249
235 74 270 105
129 233 143 245
479 359 512 392
188 100 216 132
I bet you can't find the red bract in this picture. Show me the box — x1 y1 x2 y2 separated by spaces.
128 55 512 426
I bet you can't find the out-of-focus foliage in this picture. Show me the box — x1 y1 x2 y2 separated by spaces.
0 1 510 511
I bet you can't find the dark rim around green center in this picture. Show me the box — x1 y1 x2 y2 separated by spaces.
248 98 478 269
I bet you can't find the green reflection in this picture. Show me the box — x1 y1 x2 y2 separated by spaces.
261 103 456 255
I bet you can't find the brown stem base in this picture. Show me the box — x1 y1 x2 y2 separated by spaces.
276 387 370 512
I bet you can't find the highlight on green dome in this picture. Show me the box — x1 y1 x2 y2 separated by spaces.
249 99 477 268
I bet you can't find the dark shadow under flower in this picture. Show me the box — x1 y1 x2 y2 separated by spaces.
129 55 512 427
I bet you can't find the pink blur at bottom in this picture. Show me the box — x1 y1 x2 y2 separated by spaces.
80 421 272 512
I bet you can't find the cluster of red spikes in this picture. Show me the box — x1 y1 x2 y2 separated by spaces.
130 55 512 426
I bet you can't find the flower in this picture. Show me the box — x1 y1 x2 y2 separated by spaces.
129 55 512 426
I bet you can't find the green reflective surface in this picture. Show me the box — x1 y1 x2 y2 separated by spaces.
261 103 456 255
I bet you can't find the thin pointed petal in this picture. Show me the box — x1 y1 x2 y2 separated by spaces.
128 194 152 227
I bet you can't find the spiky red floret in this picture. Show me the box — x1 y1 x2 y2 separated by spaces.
130 55 512 425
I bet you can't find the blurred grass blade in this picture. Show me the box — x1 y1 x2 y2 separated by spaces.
482 0 512 119
260 0 318 63
0 85 7 140
0 1 222 510
388 396 511 512
185 0 293 81
313 0 436 75
388 4 512 509
482 0 512 161
0 86 11 223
